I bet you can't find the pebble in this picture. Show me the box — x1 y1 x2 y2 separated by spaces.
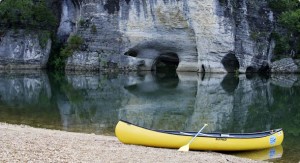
0 123 260 163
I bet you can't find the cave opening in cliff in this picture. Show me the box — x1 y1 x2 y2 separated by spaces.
124 49 138 57
258 61 270 74
152 52 179 73
221 53 240 73
246 66 255 74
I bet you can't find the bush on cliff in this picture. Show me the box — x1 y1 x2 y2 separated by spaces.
0 0 57 30
269 0 300 58
0 0 64 69
269 0 299 13
49 35 84 70
279 9 300 33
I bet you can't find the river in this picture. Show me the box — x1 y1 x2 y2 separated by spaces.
0 70 299 162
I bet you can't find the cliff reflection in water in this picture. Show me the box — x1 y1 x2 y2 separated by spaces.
0 71 299 134
0 71 300 162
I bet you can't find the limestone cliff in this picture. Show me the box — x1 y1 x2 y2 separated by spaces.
61 0 277 73
0 30 51 70
0 0 287 72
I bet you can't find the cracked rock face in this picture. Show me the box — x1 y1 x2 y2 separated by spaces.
0 0 278 72
271 58 299 73
62 0 275 72
0 30 51 70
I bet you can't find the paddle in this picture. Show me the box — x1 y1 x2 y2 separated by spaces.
178 124 208 152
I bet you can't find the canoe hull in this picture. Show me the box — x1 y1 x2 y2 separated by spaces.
115 121 284 151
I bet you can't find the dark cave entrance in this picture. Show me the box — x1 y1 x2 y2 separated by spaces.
258 61 270 74
246 66 256 74
152 52 179 73
124 49 138 57
221 53 240 73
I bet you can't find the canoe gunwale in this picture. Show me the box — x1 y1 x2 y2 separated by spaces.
119 120 283 139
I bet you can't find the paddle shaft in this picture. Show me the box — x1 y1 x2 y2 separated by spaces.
187 124 208 145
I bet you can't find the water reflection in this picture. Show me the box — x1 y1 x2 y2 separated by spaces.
121 71 197 130
0 70 299 162
52 72 130 135
233 145 283 161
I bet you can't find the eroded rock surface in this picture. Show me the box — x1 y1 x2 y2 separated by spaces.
64 0 275 73
0 30 51 70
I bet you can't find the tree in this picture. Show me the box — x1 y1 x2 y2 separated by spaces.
279 9 300 33
268 0 300 58
0 0 57 30
269 0 299 13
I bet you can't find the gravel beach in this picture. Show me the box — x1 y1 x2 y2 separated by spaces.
0 123 261 162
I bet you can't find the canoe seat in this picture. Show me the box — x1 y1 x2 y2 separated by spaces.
221 134 230 137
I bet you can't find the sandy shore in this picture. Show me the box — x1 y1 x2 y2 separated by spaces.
0 123 261 163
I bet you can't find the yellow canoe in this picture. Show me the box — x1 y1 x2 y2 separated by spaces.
115 120 284 151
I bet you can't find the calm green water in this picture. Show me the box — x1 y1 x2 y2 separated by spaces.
0 70 299 162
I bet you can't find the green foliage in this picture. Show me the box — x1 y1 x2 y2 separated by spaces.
270 86 300 137
0 0 57 30
47 37 64 70
61 79 84 105
60 35 84 59
279 9 300 33
234 69 239 78
38 31 51 48
268 0 299 13
68 35 84 50
0 0 32 26
31 1 57 30
79 19 85 27
268 0 300 58
61 35 84 58
60 47 73 58
0 0 60 69
91 24 97 34
52 57 65 70
49 35 84 70
271 33 291 59
250 32 268 42
250 32 259 41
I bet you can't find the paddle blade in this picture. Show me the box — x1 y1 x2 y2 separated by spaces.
178 144 189 152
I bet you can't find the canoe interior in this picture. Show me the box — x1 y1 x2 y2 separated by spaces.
120 120 282 139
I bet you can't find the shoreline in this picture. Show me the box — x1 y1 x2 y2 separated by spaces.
0 123 260 162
